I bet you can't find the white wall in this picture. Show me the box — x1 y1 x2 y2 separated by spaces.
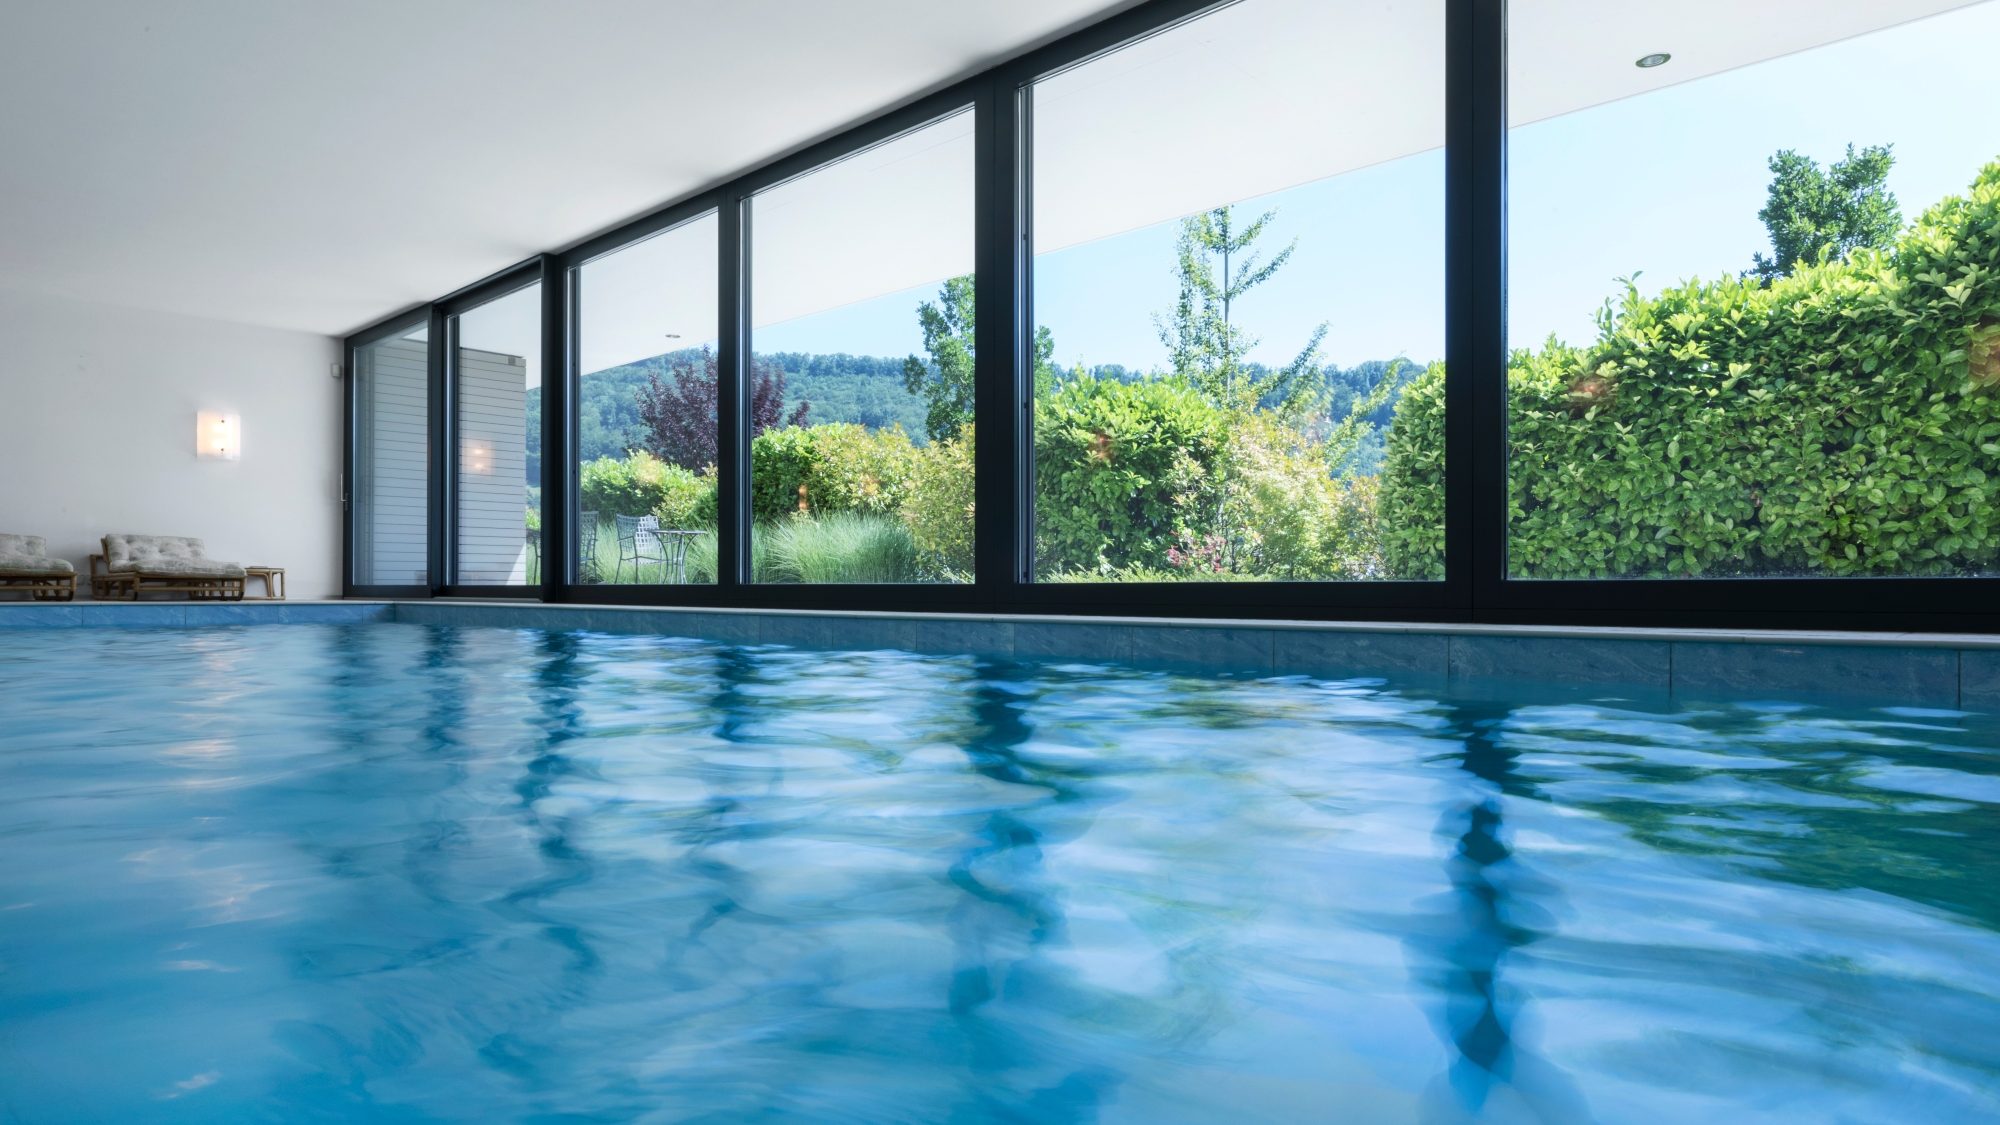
0 286 343 596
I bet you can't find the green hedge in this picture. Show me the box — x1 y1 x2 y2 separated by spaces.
1032 373 1230 576
579 451 678 519
1381 161 2000 579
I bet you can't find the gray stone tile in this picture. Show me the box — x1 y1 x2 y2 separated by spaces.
1961 650 2000 712
0 604 82 627
756 614 837 649
824 617 919 653
1671 642 1960 707
268 604 388 620
394 603 537 629
678 613 759 645
910 619 1012 659
306 604 392 620
1012 620 1133 664
184 603 268 625
385 603 437 626
567 608 659 634
1272 630 1450 681
80 603 187 627
1127 625 1273 674
1450 635 1670 690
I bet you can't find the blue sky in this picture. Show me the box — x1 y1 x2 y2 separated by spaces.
756 2 1999 375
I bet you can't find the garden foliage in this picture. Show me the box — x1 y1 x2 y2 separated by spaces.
1380 161 2000 579
1032 373 1230 575
748 423 918 523
902 426 977 578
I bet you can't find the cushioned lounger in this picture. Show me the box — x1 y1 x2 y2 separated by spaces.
0 534 76 601
91 534 246 601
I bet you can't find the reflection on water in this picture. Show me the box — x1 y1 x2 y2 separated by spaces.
0 625 1997 1123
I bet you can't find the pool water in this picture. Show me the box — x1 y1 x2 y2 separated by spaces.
1 624 1996 1123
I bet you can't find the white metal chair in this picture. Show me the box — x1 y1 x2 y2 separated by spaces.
614 515 664 582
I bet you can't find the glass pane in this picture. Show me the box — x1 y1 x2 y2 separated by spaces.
1030 0 1445 583
453 283 540 586
1508 0 2000 579
575 213 720 585
748 109 974 584
352 324 429 586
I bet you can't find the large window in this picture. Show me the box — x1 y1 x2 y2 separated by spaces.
344 0 2000 628
351 323 430 588
575 213 720 585
1029 0 1445 583
452 282 541 587
747 109 975 584
1507 0 2000 581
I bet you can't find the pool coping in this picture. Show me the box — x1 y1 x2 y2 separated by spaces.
4 598 1997 708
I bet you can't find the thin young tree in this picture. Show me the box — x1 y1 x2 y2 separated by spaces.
1154 205 1323 414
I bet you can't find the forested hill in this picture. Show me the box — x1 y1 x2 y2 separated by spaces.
534 350 923 468
531 348 1429 473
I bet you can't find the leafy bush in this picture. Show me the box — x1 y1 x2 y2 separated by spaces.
653 465 718 530
749 424 918 522
579 450 690 519
758 512 920 583
1377 362 1446 579
1380 162 2000 579
1033 373 1231 576
1204 414 1384 579
903 426 976 579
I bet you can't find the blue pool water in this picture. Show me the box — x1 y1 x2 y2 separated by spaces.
1 624 1996 1123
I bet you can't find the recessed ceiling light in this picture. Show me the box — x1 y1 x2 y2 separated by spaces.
1636 52 1672 68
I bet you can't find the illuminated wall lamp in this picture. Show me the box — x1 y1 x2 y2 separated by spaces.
197 411 242 461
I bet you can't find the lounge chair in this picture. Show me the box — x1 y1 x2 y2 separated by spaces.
0 534 77 601
90 534 246 601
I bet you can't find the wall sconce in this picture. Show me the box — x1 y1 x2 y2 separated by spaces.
465 442 492 474
197 411 242 460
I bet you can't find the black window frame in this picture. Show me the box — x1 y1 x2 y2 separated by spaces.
340 0 2000 633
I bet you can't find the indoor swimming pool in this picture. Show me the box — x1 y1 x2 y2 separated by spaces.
1 623 1995 1122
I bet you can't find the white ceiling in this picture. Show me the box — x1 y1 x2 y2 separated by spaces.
0 0 1143 337
0 0 1982 343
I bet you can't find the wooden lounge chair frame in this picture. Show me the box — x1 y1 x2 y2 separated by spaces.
0 572 77 601
90 550 246 601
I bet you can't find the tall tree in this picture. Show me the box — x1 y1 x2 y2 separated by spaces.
901 275 1057 442
1751 144 1903 282
638 347 807 469
1155 205 1322 413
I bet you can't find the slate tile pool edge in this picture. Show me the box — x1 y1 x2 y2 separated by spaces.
5 599 1997 708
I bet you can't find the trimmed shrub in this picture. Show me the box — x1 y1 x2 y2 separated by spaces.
749 423 918 522
904 425 977 579
1033 373 1231 576
1380 161 2000 579
1377 362 1446 579
580 450 683 518
653 465 718 530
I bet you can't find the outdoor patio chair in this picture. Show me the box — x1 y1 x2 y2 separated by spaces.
0 534 76 601
578 509 600 583
614 515 664 583
91 534 246 601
